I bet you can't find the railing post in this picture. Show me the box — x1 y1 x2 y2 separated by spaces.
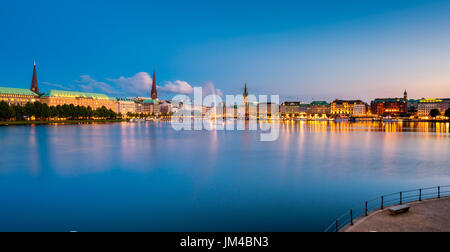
336 220 339 233
400 192 403 205
419 189 422 201
365 201 368 216
381 196 384 209
438 187 441 199
350 210 353 226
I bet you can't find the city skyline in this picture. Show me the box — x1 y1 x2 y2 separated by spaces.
1 0 450 102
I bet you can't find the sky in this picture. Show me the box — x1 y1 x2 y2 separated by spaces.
1 0 450 102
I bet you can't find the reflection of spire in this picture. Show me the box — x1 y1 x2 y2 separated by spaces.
30 61 39 94
151 70 158 100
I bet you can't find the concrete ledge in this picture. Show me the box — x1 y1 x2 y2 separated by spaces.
342 197 450 232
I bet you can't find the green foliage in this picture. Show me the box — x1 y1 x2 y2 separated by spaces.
0 102 117 120
446 108 450 118
429 109 440 118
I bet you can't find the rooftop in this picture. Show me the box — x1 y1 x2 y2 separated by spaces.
0 87 38 96
42 90 114 100
373 98 407 103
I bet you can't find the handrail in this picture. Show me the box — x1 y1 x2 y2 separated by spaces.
324 185 450 232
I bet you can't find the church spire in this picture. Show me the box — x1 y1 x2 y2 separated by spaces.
30 61 39 94
244 83 248 98
151 70 158 100
404 89 408 100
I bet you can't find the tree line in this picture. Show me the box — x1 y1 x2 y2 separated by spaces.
0 101 118 121
430 108 450 119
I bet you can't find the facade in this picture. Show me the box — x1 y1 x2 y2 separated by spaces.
40 90 118 113
330 100 366 116
0 87 39 106
280 102 308 115
306 101 330 115
370 98 407 116
353 104 367 116
116 98 136 115
407 99 420 113
417 98 449 117
141 99 160 115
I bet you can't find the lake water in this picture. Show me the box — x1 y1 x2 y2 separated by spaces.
0 121 449 231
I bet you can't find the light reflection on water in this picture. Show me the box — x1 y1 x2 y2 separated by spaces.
0 121 449 231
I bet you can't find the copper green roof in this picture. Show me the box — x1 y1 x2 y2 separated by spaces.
310 101 329 106
373 98 406 103
42 90 113 100
143 99 158 104
0 87 38 96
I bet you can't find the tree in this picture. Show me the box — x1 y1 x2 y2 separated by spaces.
446 108 450 119
429 109 440 118
0 101 12 120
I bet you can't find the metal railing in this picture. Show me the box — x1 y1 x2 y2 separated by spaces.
325 185 450 232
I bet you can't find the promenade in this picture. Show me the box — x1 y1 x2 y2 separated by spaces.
343 197 450 232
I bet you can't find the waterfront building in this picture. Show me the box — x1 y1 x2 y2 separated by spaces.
330 100 366 116
0 87 39 106
280 102 308 115
137 99 160 115
306 101 330 115
407 99 420 113
116 98 136 115
370 98 407 116
40 90 118 112
417 98 449 117
370 91 409 116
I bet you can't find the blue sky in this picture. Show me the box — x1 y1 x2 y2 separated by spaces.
1 0 450 102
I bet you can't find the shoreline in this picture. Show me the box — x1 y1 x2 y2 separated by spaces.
0 119 125 126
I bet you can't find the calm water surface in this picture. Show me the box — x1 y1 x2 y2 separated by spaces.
0 121 449 231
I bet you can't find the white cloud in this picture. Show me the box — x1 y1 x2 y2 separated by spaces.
202 82 223 98
159 80 194 95
42 72 224 99
107 72 153 97
75 75 119 95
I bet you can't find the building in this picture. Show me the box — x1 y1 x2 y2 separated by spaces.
0 87 39 106
370 98 407 116
40 90 118 113
280 102 308 115
116 98 136 115
306 101 330 115
407 99 420 113
331 100 366 116
417 98 449 117
0 64 40 105
141 99 160 115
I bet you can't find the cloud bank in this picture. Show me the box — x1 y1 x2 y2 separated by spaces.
42 72 223 99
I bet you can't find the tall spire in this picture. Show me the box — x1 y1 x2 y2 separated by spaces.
151 70 158 100
244 83 248 98
30 61 39 94
404 89 408 100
